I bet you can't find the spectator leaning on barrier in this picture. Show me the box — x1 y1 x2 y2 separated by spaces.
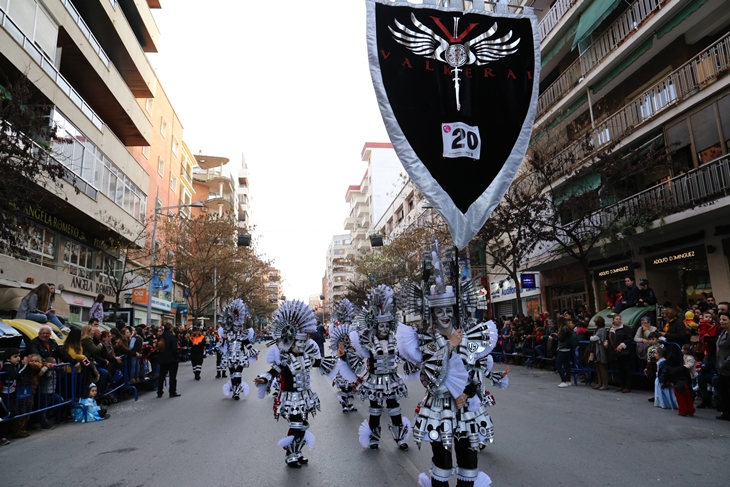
29 325 63 362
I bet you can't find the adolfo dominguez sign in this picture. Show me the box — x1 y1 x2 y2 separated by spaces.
367 0 540 249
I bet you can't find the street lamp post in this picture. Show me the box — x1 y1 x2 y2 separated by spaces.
146 200 203 326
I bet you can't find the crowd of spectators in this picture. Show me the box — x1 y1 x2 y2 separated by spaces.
491 280 730 421
0 317 222 446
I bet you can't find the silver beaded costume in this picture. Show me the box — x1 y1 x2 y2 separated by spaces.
255 300 321 468
350 284 410 450
319 299 363 414
397 239 498 487
217 299 259 400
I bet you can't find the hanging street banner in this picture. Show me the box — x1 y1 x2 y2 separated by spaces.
151 265 173 291
367 0 540 249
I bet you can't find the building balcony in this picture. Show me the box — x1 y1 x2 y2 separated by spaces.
538 0 580 44
537 0 666 121
601 153 730 226
204 192 235 213
344 215 356 231
66 0 156 97
546 30 730 180
115 0 160 53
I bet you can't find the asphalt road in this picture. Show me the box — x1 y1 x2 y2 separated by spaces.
2 348 729 487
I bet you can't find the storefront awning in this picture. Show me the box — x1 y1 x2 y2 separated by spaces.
572 0 623 51
553 172 601 205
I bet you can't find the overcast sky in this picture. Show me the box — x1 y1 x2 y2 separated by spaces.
149 1 391 302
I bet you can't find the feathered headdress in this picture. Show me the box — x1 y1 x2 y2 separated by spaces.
270 300 317 350
218 299 249 330
333 298 356 325
329 322 354 355
357 284 397 334
399 238 482 328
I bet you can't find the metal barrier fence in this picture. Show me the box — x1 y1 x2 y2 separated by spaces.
1 355 139 425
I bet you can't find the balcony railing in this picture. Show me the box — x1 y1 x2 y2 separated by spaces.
537 0 666 118
601 154 730 225
545 30 730 179
538 0 578 42
0 7 104 132
60 0 111 68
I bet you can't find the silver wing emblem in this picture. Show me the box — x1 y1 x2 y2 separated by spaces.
390 14 521 111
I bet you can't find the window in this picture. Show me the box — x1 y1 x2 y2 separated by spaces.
691 105 721 165
63 241 93 279
141 146 150 158
99 253 123 286
51 110 147 222
160 118 167 138
170 175 177 192
10 224 55 268
158 156 165 176
145 98 154 114
172 138 179 155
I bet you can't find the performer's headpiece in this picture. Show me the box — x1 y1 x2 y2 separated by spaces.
218 299 249 330
271 300 317 349
357 284 397 334
400 238 481 328
333 298 356 325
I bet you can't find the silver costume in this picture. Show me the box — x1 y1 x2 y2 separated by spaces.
351 284 410 450
255 300 321 468
217 299 258 400
397 239 500 487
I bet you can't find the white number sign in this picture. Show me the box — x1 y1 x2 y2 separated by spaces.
441 122 481 159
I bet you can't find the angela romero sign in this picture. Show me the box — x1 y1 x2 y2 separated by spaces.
367 0 540 248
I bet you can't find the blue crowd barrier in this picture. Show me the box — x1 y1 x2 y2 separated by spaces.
1 355 141 426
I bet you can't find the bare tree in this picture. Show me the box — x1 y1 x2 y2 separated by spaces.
0 75 73 254
94 212 154 311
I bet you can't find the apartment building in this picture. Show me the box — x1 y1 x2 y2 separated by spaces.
191 154 236 218
324 234 355 308
524 0 730 315
237 155 251 232
345 143 403 253
266 266 282 305
0 0 159 322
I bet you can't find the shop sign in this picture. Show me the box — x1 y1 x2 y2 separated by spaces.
647 246 704 269
61 292 94 308
25 205 88 244
490 275 541 303
70 275 114 297
596 265 630 278
130 288 171 311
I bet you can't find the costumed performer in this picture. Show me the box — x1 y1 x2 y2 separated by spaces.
397 239 498 487
350 284 410 450
319 299 363 414
217 299 259 400
254 300 322 468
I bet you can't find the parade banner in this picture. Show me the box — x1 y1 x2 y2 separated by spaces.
367 0 540 249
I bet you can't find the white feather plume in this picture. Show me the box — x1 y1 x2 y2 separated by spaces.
349 330 368 359
241 381 250 396
304 430 315 450
267 345 281 365
418 472 432 487
358 420 372 448
444 353 468 400
396 323 422 364
222 381 231 396
278 435 295 448
256 382 268 399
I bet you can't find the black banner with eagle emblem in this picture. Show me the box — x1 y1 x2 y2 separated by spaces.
367 0 540 249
